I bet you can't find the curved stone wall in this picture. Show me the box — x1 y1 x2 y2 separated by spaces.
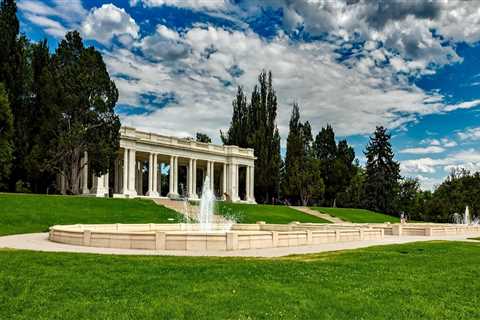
49 223 385 251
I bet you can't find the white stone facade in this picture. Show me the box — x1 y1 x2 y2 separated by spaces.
82 127 256 203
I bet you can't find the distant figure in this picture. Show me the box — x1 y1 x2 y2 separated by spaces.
400 212 407 224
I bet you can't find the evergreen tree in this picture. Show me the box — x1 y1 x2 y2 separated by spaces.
363 126 400 213
196 132 211 143
49 31 120 194
313 125 337 205
282 103 324 205
0 83 13 189
222 71 281 203
0 0 30 191
221 86 249 147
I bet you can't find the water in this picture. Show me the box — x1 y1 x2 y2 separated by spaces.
199 176 216 231
452 206 479 225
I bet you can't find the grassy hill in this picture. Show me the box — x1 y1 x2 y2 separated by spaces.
217 202 330 224
312 207 399 223
0 193 183 236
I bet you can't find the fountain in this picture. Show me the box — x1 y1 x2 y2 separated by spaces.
198 177 216 231
464 206 470 225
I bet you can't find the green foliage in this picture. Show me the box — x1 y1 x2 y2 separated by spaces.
0 193 182 236
282 103 324 205
1 242 480 319
48 31 120 194
415 169 480 222
0 83 13 189
217 202 329 223
363 126 400 214
195 132 211 143
313 207 399 223
222 71 281 203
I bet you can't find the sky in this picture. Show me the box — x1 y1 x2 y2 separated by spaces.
16 0 480 190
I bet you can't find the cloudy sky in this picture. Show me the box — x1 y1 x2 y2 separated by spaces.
17 0 480 190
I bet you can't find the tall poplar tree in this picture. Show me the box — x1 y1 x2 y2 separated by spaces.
363 126 400 213
222 70 281 203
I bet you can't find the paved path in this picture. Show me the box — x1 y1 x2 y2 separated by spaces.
0 233 478 258
291 206 345 223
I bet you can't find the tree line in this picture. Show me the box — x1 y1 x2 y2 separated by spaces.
222 70 474 221
0 0 120 194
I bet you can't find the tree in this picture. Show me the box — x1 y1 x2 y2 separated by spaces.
397 177 421 217
313 125 337 205
0 83 13 189
222 71 281 203
282 103 324 205
221 86 249 147
48 31 120 194
0 0 30 191
336 164 364 208
363 126 400 214
196 132 211 143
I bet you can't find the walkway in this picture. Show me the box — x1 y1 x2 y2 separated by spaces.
0 233 477 258
291 206 345 223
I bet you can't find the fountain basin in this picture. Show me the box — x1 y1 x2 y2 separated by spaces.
49 223 384 251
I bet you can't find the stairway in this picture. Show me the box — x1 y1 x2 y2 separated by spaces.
290 206 346 224
152 198 230 224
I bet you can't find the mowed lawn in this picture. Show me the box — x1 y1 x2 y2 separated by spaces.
218 202 329 224
0 193 183 236
1 241 480 319
313 207 399 223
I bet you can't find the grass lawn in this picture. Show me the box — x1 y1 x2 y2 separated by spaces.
312 207 399 223
1 241 479 319
217 202 329 224
0 193 183 236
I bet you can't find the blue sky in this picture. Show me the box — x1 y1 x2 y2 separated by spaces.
16 0 480 190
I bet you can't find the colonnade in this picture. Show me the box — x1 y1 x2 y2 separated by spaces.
82 149 255 203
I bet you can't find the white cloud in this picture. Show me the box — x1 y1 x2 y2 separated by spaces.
132 0 229 10
457 127 480 141
401 149 480 176
18 0 87 37
82 4 139 46
104 25 470 141
400 146 446 154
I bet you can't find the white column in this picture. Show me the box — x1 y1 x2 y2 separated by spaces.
92 172 108 197
246 166 250 201
168 155 174 196
210 161 215 193
82 151 89 194
192 159 197 199
128 148 137 196
173 156 178 195
188 158 193 198
148 153 153 195
153 154 159 196
229 163 239 202
250 165 255 203
123 149 128 194
222 163 227 200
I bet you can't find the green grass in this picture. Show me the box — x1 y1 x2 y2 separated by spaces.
0 193 183 236
217 202 329 224
312 207 399 223
1 241 480 319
